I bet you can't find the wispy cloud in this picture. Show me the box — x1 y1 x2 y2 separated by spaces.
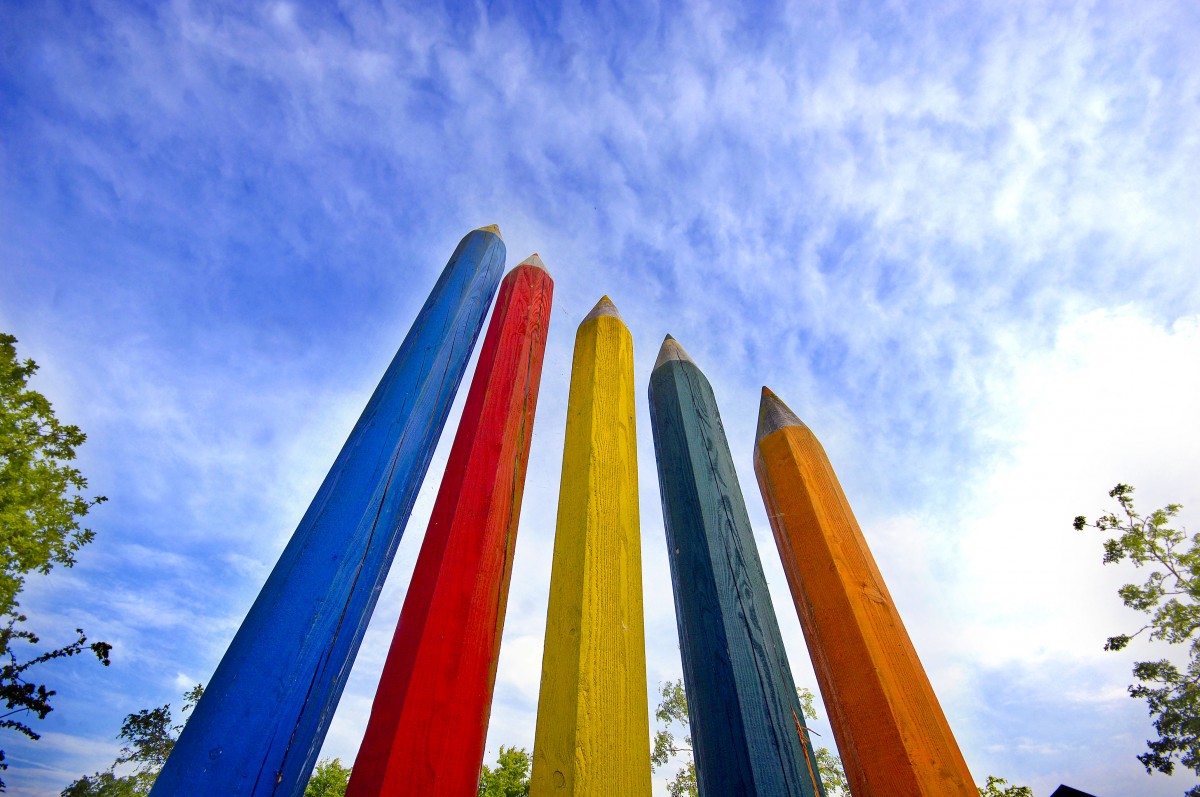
3 0 1198 794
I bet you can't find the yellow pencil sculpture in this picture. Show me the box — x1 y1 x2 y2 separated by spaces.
753 387 975 797
530 296 652 797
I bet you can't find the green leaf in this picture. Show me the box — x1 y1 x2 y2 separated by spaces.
478 746 530 797
1080 484 1200 781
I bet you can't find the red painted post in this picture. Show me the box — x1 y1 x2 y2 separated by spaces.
346 255 554 796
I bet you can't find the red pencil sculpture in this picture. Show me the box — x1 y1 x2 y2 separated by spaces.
346 254 554 796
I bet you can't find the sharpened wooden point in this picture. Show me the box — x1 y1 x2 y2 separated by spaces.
346 255 553 796
152 221 508 796
582 295 623 324
648 355 827 796
475 223 503 240
752 383 977 795
653 335 695 371
531 284 650 795
519 253 548 272
756 387 807 444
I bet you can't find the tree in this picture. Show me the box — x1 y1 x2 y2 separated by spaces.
1 333 110 788
793 686 848 795
61 685 202 796
651 680 696 797
304 758 351 797
977 775 1033 797
478 745 530 797
1075 483 1200 794
60 772 139 797
650 679 848 796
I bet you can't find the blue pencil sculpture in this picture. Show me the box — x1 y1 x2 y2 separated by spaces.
151 226 506 796
647 336 826 797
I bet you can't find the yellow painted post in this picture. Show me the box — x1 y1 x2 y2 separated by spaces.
530 296 651 797
753 387 976 797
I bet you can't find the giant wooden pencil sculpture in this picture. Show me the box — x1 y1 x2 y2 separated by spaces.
648 338 826 797
346 255 553 796
151 227 506 797
530 297 651 797
753 388 976 797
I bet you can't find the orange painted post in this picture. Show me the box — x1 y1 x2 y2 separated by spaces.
752 387 976 797
346 256 553 796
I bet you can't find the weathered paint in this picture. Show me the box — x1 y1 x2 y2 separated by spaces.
529 297 652 797
150 227 506 797
346 256 553 796
752 388 976 797
647 338 826 797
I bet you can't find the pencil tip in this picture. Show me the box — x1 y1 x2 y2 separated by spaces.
518 253 547 272
474 223 503 240
582 295 622 324
654 335 695 370
756 387 806 444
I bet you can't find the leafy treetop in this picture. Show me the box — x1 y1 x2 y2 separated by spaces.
1076 484 1200 795
0 333 106 616
977 775 1033 797
478 745 530 797
304 758 351 797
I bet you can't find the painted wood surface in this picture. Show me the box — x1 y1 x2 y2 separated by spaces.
150 227 506 797
529 297 652 797
345 256 553 796
752 387 976 797
647 338 826 797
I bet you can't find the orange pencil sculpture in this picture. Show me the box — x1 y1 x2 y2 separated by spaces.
752 388 976 797
346 255 553 796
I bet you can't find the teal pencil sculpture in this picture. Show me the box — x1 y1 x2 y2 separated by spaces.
152 226 505 797
647 336 826 797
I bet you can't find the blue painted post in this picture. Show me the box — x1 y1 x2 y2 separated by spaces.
151 226 506 797
647 336 827 797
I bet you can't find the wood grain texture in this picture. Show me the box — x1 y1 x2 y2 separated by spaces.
529 300 652 797
752 388 976 797
150 228 506 797
346 261 553 796
648 348 826 797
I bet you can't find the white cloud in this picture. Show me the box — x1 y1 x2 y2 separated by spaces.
863 307 1200 793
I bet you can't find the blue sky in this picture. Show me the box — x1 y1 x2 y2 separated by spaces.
3 0 1199 794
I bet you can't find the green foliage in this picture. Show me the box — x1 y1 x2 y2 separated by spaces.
664 760 697 797
1077 484 1200 793
59 772 139 797
651 679 695 797
651 680 691 772
61 685 202 796
814 746 848 795
304 758 351 797
0 333 106 616
794 687 847 797
977 775 1034 796
478 745 530 797
1 333 110 788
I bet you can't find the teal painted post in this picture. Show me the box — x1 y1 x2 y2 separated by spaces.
151 226 506 797
647 336 826 797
